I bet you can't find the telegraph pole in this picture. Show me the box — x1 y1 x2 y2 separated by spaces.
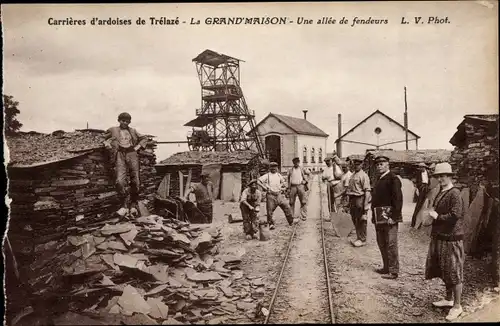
404 86 409 150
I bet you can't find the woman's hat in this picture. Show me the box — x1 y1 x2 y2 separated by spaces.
432 162 454 176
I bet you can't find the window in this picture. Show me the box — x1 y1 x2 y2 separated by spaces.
303 146 308 163
318 148 323 163
311 147 316 163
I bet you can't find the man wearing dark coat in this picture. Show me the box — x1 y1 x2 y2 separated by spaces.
371 155 403 280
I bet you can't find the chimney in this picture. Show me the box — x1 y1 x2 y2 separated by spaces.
336 113 342 158
302 110 308 120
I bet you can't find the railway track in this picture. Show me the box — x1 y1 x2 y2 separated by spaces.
263 174 336 324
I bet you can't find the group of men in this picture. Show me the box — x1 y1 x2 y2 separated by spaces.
107 113 403 279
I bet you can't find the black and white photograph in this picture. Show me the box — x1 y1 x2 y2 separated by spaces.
2 2 499 325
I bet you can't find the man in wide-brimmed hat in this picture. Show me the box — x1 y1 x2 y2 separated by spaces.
411 162 431 227
240 179 262 240
184 172 214 223
346 157 371 247
371 155 403 280
258 162 297 229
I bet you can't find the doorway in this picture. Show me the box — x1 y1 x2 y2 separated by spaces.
265 135 281 168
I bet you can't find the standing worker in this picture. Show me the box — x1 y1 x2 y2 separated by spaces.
411 162 430 227
184 172 214 223
346 158 371 247
339 161 353 213
258 162 297 230
322 155 343 211
240 179 262 240
371 155 403 280
288 157 309 221
104 112 148 216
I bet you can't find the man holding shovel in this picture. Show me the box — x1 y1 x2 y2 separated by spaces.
183 172 214 223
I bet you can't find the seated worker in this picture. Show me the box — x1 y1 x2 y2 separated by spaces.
240 179 262 240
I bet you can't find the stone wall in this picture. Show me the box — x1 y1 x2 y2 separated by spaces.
449 120 499 202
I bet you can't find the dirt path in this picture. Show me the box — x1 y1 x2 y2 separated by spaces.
324 201 496 323
268 177 330 324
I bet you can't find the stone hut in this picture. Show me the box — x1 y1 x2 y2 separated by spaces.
5 129 157 293
155 150 263 202
449 114 499 286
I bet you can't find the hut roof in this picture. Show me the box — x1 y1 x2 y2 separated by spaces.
249 113 329 137
6 129 155 168
450 114 499 146
364 149 452 164
157 150 259 166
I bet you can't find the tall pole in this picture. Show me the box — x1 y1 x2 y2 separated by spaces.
404 86 408 150
337 114 342 157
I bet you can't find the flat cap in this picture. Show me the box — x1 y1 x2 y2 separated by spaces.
269 162 279 167
351 157 363 163
324 157 332 162
374 155 390 163
201 172 210 177
292 157 300 162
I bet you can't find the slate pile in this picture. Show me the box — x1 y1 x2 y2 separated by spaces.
56 214 266 324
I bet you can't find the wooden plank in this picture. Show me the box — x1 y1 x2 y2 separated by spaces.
464 186 486 254
178 171 184 198
221 172 242 202
165 174 171 197
156 174 170 199
184 169 192 198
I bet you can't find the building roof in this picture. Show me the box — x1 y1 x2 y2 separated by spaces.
364 149 452 164
192 49 243 67
6 129 156 168
449 114 498 146
157 150 259 166
335 110 420 143
249 113 329 137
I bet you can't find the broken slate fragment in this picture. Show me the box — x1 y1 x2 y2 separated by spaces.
107 241 128 252
141 264 169 283
187 271 223 282
145 284 169 296
81 241 96 260
118 285 151 316
232 270 244 280
219 286 233 298
251 278 264 287
68 235 88 247
119 227 139 246
113 253 140 268
162 319 184 325
100 223 134 235
147 297 169 319
236 301 257 311
170 232 191 245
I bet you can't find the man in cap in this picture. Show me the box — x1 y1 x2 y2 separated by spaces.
338 160 353 212
411 162 430 227
240 179 262 240
371 155 403 279
104 112 148 216
288 157 309 221
346 158 372 247
184 172 214 223
322 154 344 211
258 162 296 229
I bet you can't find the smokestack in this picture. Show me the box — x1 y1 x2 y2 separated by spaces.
302 110 308 120
336 113 342 158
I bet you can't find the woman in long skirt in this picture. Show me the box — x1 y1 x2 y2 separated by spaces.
424 162 466 321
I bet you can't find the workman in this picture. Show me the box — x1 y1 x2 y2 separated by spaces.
258 162 297 229
240 179 262 240
371 155 403 280
411 162 430 227
321 154 344 211
287 157 309 221
104 112 148 216
346 158 371 247
338 160 353 213
184 172 214 223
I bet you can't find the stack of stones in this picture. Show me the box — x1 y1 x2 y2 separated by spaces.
449 119 499 200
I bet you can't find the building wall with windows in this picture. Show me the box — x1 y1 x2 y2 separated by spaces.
296 134 327 171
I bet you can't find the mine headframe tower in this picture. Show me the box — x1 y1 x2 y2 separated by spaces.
184 49 264 155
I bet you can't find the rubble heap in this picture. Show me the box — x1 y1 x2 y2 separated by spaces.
31 214 264 325
6 130 159 274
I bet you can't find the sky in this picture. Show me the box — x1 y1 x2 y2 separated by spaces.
2 2 498 162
